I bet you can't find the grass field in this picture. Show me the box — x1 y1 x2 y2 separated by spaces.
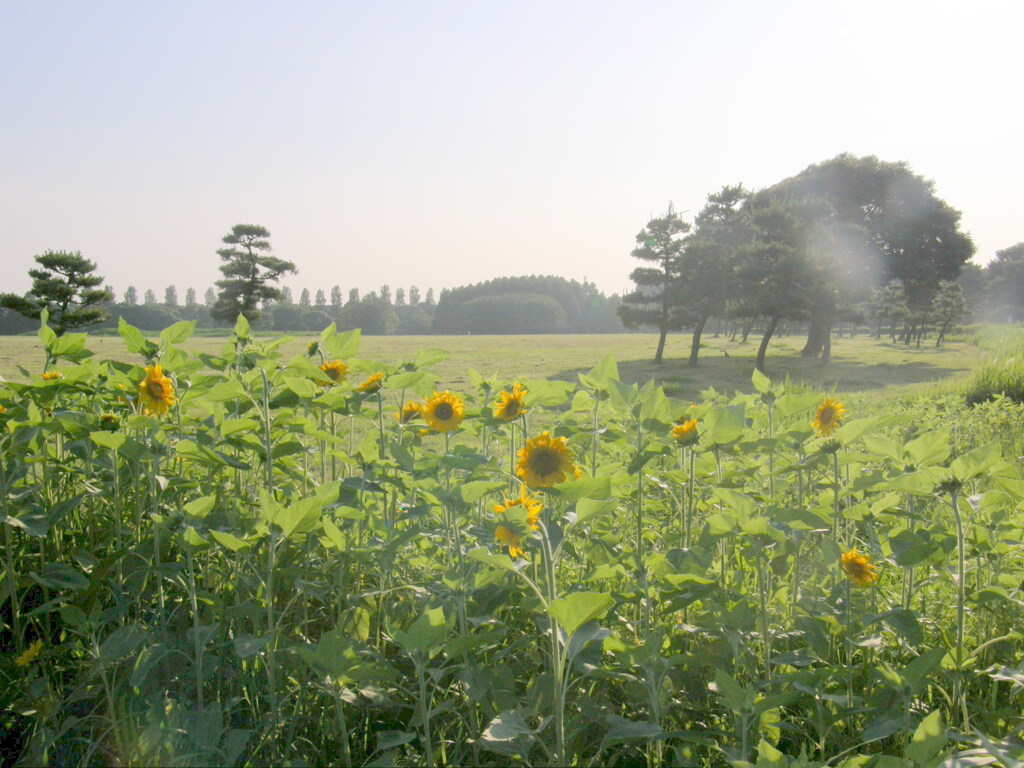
0 329 985 401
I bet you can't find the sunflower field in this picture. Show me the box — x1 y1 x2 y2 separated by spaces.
2 315 1024 768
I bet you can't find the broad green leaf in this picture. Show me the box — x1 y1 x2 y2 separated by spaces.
552 475 611 502
950 442 1000 482
905 431 951 466
272 496 322 539
751 368 772 394
184 495 217 519
90 431 126 451
574 497 618 524
210 529 251 552
394 607 448 654
468 547 518 573
159 320 197 346
233 314 250 338
712 487 756 518
588 355 619 385
547 592 614 636
49 333 87 358
705 404 745 445
118 317 157 356
461 480 506 504
906 710 945 767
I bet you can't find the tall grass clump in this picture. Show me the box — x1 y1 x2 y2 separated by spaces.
962 326 1024 404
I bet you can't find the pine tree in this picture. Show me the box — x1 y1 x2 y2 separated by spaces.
0 250 112 334
211 224 297 324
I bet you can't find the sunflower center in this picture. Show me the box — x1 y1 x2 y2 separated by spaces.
504 400 520 418
435 402 454 420
326 368 340 381
529 448 562 477
147 381 166 399
819 407 834 424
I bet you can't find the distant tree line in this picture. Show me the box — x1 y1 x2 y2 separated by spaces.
619 154 989 369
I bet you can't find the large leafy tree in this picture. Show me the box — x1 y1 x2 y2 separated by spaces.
211 224 296 324
678 185 748 365
0 250 112 335
618 204 691 363
770 154 975 358
985 243 1024 323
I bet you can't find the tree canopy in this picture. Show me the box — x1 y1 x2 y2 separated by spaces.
211 224 297 324
0 250 111 334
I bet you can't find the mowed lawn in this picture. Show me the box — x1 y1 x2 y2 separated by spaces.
0 330 985 401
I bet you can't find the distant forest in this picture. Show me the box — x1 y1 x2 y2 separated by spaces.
0 275 626 335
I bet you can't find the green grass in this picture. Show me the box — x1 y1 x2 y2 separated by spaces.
0 330 986 402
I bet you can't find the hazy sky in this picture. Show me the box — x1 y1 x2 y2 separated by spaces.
2 0 1021 299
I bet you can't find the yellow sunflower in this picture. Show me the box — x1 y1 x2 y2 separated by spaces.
15 639 43 667
840 547 878 588
138 365 177 415
493 382 528 421
422 391 465 433
0 405 7 417
671 418 699 446
41 371 61 381
517 431 582 488
397 401 421 424
357 371 385 393
318 359 348 386
306 341 319 357
812 397 846 437
99 413 121 432
494 489 542 558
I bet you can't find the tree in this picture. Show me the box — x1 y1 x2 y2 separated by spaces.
409 285 421 306
300 288 311 307
425 288 435 307
932 281 966 346
985 243 1024 323
348 287 360 304
211 224 297 324
331 285 343 310
315 289 326 307
395 287 406 306
0 250 112 334
678 185 748 365
380 284 392 304
337 297 398 335
618 204 691 363
280 286 294 304
124 286 138 305
144 289 157 305
164 285 178 307
204 287 216 307
185 287 198 309
770 154 974 358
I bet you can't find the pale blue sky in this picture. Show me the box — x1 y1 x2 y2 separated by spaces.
2 0 1020 299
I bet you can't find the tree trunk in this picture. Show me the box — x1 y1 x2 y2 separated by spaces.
755 316 779 373
936 321 950 347
802 311 831 358
822 318 832 363
654 328 668 364
688 315 709 366
741 317 754 344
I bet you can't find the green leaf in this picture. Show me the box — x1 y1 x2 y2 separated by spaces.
209 529 251 552
324 328 360 359
705 404 745 445
184 495 217 519
905 710 945 767
552 475 611 502
233 314 250 338
547 592 614 636
159 320 197 346
751 368 772 394
90 431 126 451
904 431 951 466
31 563 89 592
98 624 148 667
600 715 663 747
272 496 322 539
950 442 1000 482
118 317 157 357
468 547 518 573
233 633 270 659
38 311 56 347
574 497 618 524
461 480 506 504
182 525 208 548
49 333 87 358
712 487 756 518
394 607 448 654
588 355 619 385
710 669 753 713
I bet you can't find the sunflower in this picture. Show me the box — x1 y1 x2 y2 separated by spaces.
840 547 878 587
671 418 699 446
99 413 121 432
15 640 43 668
494 489 542 558
41 371 61 381
306 341 320 357
318 359 348 386
422 391 465 433
517 431 582 488
397 401 422 424
0 405 6 417
812 397 846 437
357 372 385 393
138 365 177 415
493 382 528 421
